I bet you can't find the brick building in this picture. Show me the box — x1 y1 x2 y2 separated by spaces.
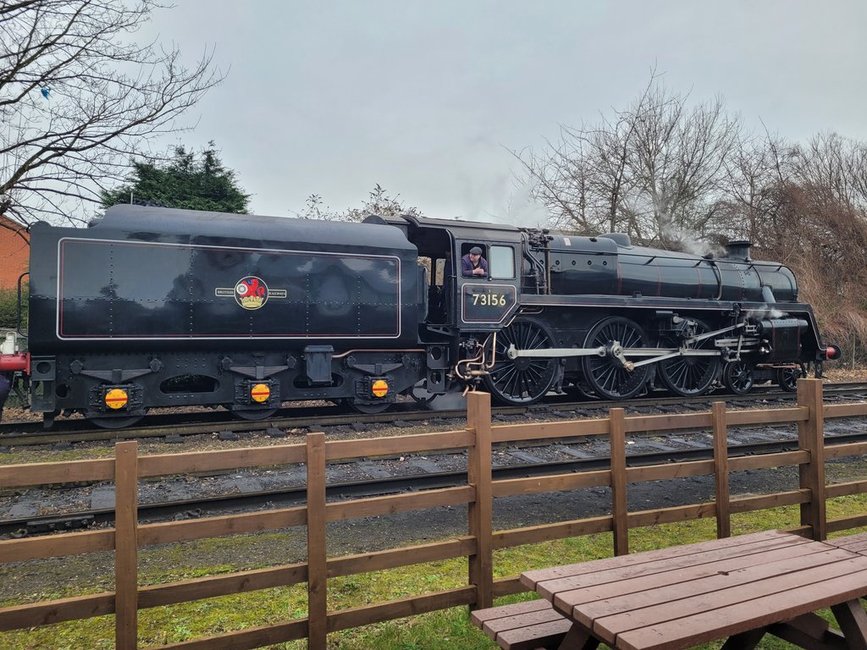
0 215 29 289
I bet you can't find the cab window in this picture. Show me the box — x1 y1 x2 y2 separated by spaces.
490 245 515 280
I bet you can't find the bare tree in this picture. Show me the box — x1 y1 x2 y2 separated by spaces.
518 74 740 247
516 95 643 236
628 89 740 245
712 129 793 245
295 184 422 222
789 132 867 212
0 0 223 225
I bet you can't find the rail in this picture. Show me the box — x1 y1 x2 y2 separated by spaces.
0 379 865 648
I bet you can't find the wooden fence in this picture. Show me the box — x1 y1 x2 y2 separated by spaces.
1 379 867 648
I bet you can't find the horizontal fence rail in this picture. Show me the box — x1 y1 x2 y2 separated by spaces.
0 379 866 648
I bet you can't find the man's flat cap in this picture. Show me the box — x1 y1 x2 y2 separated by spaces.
470 246 482 255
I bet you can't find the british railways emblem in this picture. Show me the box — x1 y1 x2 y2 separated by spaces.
215 276 287 310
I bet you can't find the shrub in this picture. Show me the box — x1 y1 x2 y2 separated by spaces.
0 286 27 330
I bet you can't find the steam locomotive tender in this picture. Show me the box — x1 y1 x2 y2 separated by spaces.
0 205 840 428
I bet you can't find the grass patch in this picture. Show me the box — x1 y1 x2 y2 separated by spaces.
3 497 867 649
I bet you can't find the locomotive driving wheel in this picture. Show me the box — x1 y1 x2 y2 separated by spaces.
483 317 559 405
657 319 721 397
582 316 650 400
722 360 754 394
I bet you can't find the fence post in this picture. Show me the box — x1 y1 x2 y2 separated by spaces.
114 441 139 650
467 391 493 610
711 402 731 538
609 408 628 556
797 378 826 540
306 432 328 649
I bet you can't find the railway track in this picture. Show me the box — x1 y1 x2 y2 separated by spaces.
4 426 867 538
1 382 867 447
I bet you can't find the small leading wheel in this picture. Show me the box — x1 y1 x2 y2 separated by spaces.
777 365 804 392
582 316 650 400
723 360 754 394
657 319 721 397
483 316 559 405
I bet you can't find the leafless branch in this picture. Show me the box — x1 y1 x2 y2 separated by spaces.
0 0 223 225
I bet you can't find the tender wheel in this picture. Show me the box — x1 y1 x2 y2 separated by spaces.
483 317 559 405
230 407 278 421
87 411 146 429
582 316 650 400
777 365 804 392
348 400 391 414
657 319 721 397
723 360 754 394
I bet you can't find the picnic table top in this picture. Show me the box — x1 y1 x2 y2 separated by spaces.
520 529 867 650
826 530 867 555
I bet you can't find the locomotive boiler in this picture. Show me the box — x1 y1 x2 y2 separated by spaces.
0 205 840 428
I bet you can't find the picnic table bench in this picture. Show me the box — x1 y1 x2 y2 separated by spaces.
473 530 867 650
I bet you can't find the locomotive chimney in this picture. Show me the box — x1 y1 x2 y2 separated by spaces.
724 240 752 262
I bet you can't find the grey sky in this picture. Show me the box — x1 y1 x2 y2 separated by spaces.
144 1 867 224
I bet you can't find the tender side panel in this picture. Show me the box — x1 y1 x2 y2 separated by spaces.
57 238 402 340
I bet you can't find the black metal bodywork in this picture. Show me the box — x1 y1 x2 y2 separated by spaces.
12 206 837 426
27 206 425 422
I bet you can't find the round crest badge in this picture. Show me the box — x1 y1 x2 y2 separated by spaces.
234 276 269 310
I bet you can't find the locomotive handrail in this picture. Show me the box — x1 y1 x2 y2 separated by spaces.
15 271 28 339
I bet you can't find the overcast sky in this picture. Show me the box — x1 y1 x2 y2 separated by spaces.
144 1 867 224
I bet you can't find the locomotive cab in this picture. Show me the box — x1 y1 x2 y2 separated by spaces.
365 214 524 334
455 241 520 330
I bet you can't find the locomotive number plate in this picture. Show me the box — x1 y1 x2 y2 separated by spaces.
461 283 517 324
472 292 507 306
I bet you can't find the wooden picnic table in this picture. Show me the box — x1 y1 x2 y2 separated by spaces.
826 532 867 557
517 529 867 650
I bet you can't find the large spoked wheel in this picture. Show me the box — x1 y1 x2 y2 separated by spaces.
723 360 754 394
657 320 721 397
483 317 559 405
777 365 804 392
582 316 650 400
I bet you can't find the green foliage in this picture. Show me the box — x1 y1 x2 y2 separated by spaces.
0 286 27 330
100 142 250 213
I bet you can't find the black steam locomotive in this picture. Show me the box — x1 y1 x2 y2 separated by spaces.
0 205 840 428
